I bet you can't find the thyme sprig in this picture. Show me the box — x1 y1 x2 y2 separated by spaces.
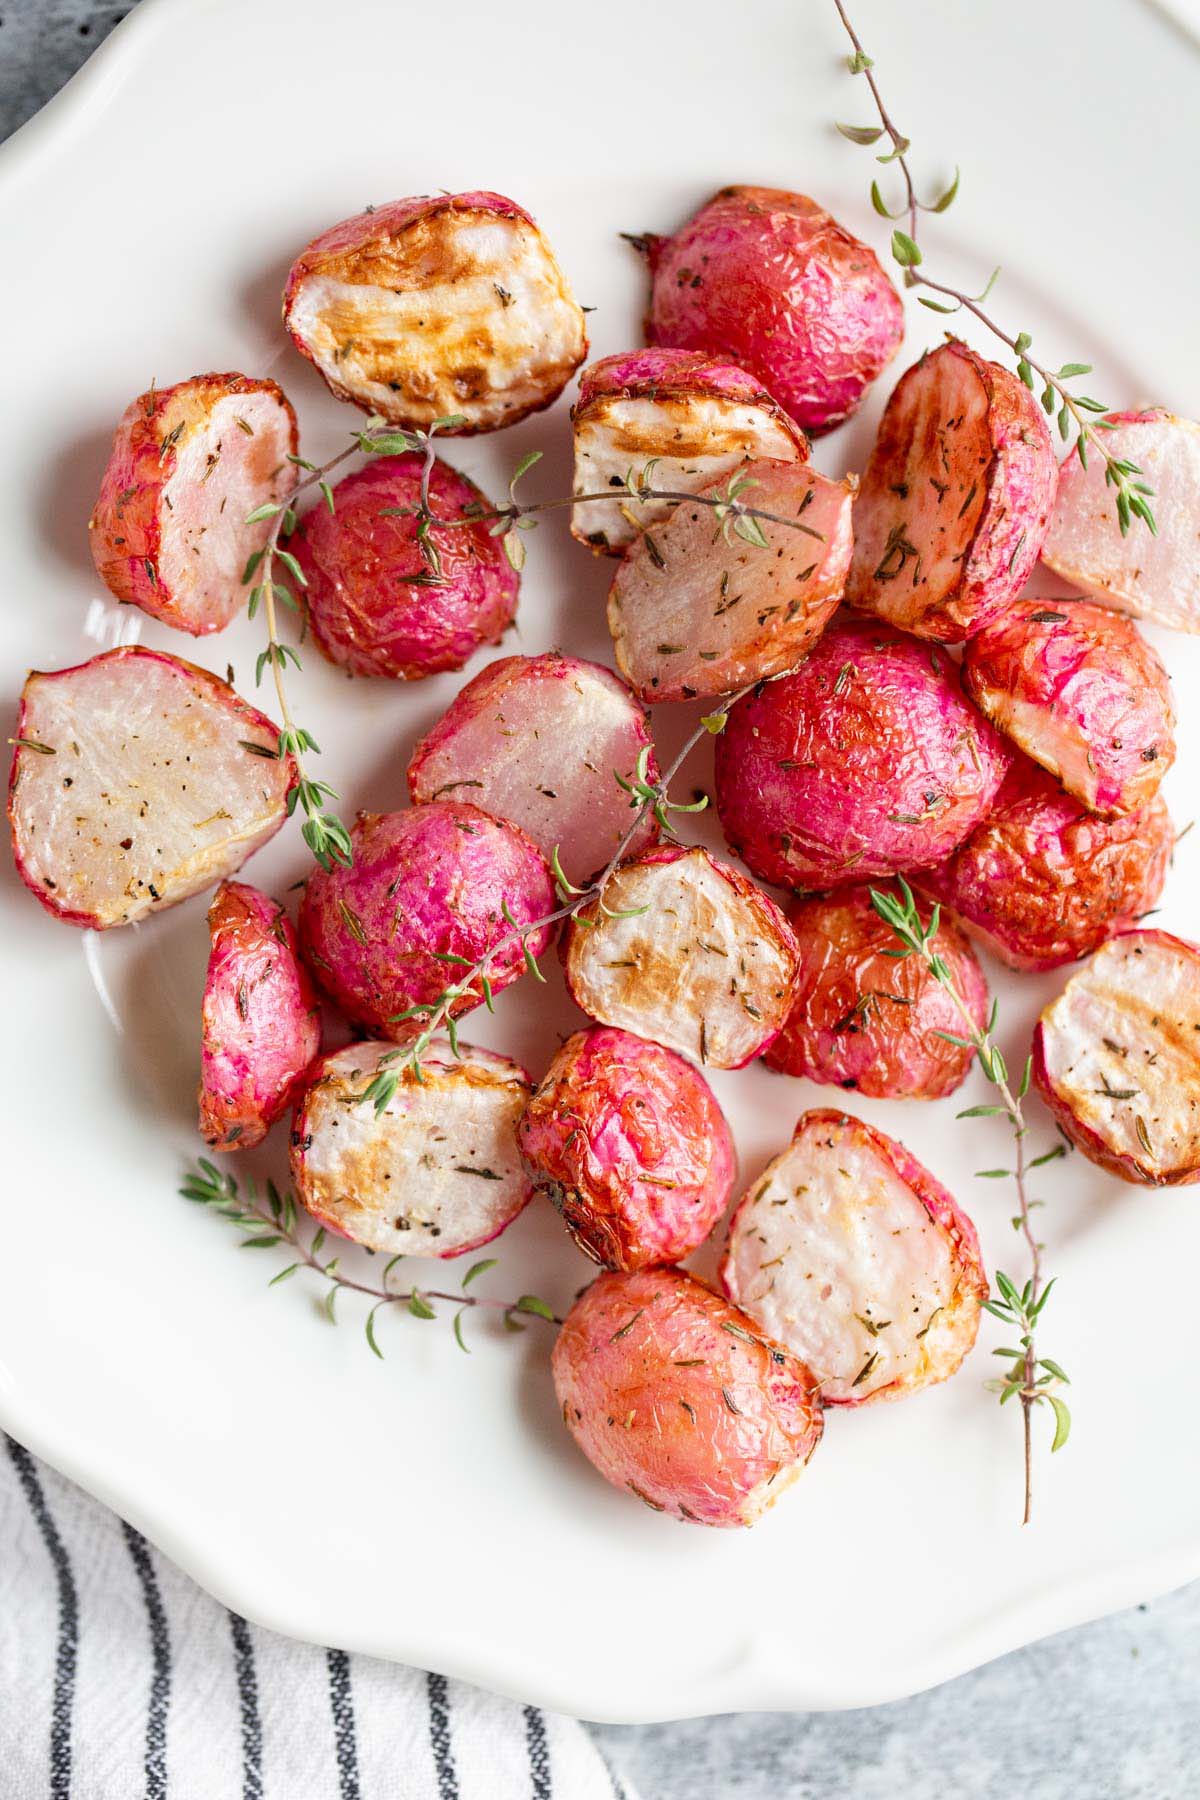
181 1158 560 1354
832 0 1156 538
240 416 466 869
869 878 1070 1524
384 451 828 574
358 692 753 1114
243 422 824 871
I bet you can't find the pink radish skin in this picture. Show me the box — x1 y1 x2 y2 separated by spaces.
407 652 658 883
298 803 555 1041
518 1025 736 1271
561 844 800 1070
846 341 1058 643
552 1266 824 1527
1041 410 1200 632
198 881 321 1152
89 374 298 636
641 185 903 435
9 647 294 929
292 454 518 681
571 348 808 553
917 759 1173 974
765 884 988 1100
713 617 1011 891
962 598 1174 817
291 1038 534 1256
607 459 855 702
1033 930 1200 1184
283 191 586 433
720 1109 987 1406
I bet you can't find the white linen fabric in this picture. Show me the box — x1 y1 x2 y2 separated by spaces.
1 1437 635 1800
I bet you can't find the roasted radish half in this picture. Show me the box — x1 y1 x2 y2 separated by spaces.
962 598 1174 817
1041 410 1200 632
846 341 1057 642
89 374 298 635
283 191 587 433
291 1039 533 1254
917 760 1173 973
607 460 854 702
571 348 808 553
1033 931 1200 1184
552 1266 824 1526
764 884 988 1099
407 652 658 882
713 617 1010 890
9 648 294 928
291 453 518 680
640 185 903 434
198 881 321 1151
518 1025 736 1270
561 845 800 1068
298 803 555 1040
720 1109 987 1405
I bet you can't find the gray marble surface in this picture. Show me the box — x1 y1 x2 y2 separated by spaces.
2 3 1196 1793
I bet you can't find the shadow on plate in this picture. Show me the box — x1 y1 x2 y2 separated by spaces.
104 893 209 1136
35 420 115 585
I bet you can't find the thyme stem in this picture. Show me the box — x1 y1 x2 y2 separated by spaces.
831 0 1156 537
247 439 361 869
939 977 1040 1524
181 1161 563 1339
869 879 1070 1523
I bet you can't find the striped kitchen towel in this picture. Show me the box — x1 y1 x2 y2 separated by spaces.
1 1437 635 1800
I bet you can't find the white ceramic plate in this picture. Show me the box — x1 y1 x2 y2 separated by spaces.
2 0 1198 1723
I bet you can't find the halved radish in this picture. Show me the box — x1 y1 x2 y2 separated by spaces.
1033 930 1200 1184
407 652 658 883
571 349 808 554
720 1109 987 1405
283 191 587 433
518 1025 736 1271
917 760 1173 974
298 803 556 1041
607 460 854 702
713 616 1011 891
291 1039 534 1255
764 883 988 1100
962 597 1174 817
89 374 298 635
846 340 1057 642
552 1266 824 1527
1040 409 1200 632
9 648 294 929
561 845 800 1069
641 185 903 435
292 453 518 681
198 881 321 1151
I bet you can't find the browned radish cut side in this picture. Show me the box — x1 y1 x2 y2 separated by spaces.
1033 930 1200 1184
571 348 808 553
291 1039 534 1256
608 460 854 701
562 845 800 1069
846 340 1057 642
720 1109 986 1405
283 191 586 433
